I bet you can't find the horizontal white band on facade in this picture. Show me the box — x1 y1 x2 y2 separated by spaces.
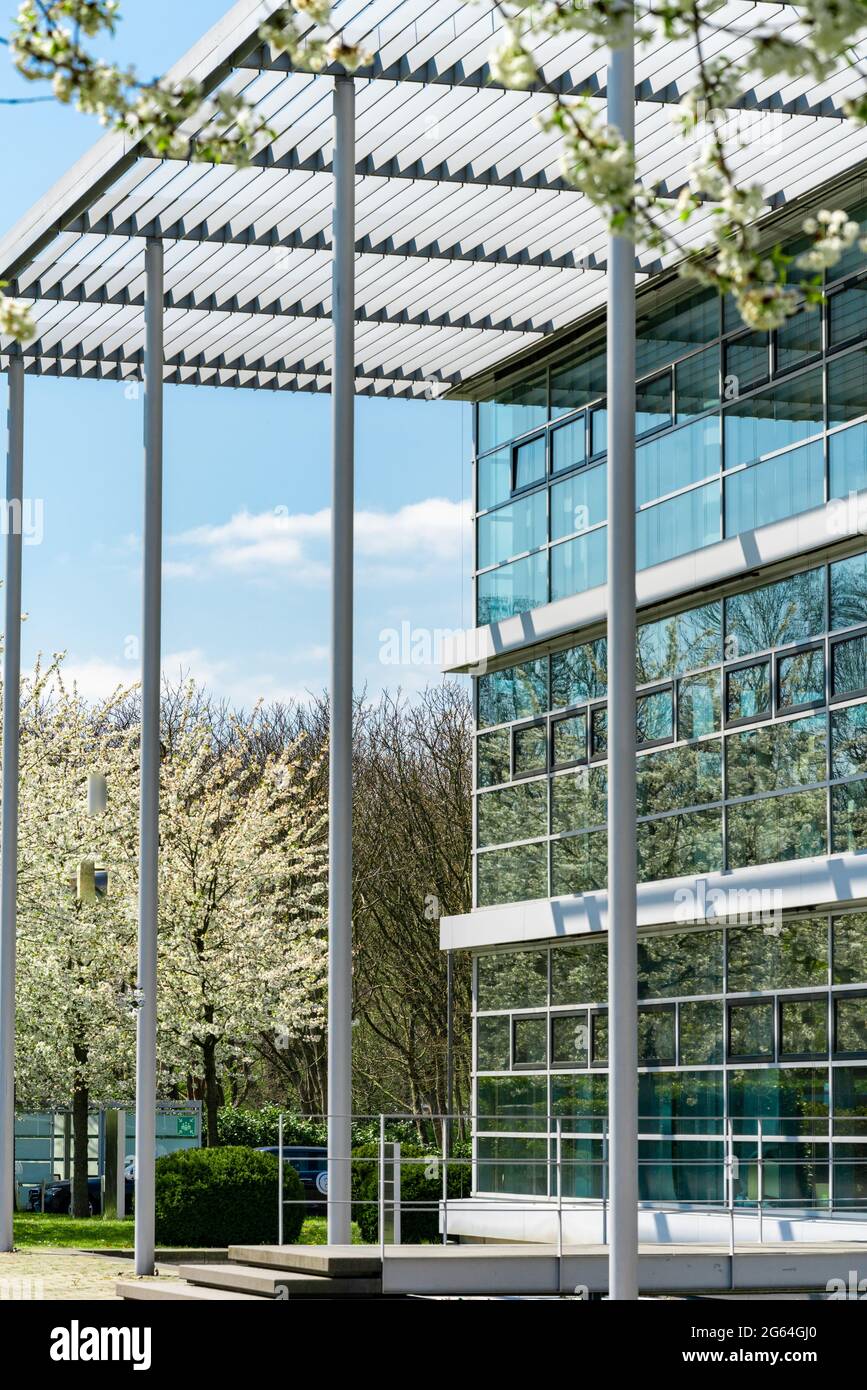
439 849 867 951
441 488 867 675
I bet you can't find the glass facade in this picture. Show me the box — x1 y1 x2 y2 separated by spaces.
473 234 867 627
474 922 867 1203
475 549 867 907
464 198 867 1217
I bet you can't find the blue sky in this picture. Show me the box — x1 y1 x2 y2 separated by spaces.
0 1 472 708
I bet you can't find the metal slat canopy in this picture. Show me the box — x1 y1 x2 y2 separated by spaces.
1 0 864 391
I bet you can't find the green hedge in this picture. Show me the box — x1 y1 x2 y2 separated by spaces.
351 1143 471 1245
154 1145 304 1247
215 1105 430 1151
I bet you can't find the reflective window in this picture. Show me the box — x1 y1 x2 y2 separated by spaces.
551 639 606 708
830 549 867 630
776 308 821 373
477 446 512 510
636 688 673 745
551 1013 589 1066
636 417 720 506
777 647 825 709
835 996 867 1056
477 551 548 624
724 440 824 535
636 371 672 436
638 1006 676 1064
638 930 724 999
551 712 587 768
679 1000 724 1064
477 489 547 568
830 702 867 778
551 766 607 834
551 939 608 1004
726 789 827 868
478 659 547 728
725 330 769 393
833 633 867 696
637 742 722 816
476 1136 549 1194
726 661 771 722
477 728 510 787
590 705 608 757
478 376 547 453
829 279 867 348
551 528 607 600
477 950 549 1010
636 480 720 571
513 723 547 776
551 415 586 473
829 421 867 501
550 463 606 540
780 997 828 1057
676 346 719 423
551 831 607 896
833 914 867 984
726 714 826 798
729 1000 775 1059
724 567 825 659
831 777 867 853
729 1068 829 1136
477 843 548 906
638 807 723 881
551 344 606 416
513 1015 547 1068
727 919 828 993
477 1015 510 1070
477 781 547 848
678 671 722 739
724 367 823 469
476 1076 548 1131
636 287 718 376
513 434 547 490
828 349 867 429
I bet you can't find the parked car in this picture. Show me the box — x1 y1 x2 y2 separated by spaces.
26 1169 135 1216
256 1145 328 1209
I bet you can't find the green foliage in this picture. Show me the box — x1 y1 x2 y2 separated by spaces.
216 1104 424 1150
154 1145 304 1247
351 1143 471 1245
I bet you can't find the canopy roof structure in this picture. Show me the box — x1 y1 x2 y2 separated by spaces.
1 0 866 399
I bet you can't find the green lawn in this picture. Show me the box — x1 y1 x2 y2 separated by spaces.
13 1211 362 1249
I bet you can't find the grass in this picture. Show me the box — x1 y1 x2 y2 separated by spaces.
13 1211 363 1249
13 1212 135 1249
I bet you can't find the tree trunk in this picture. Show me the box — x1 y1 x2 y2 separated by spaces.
201 1034 220 1149
71 1041 90 1218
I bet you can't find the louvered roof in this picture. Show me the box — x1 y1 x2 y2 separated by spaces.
1 0 864 397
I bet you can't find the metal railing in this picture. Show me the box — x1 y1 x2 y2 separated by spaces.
273 1111 867 1264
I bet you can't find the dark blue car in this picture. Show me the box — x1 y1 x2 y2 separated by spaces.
26 1173 135 1215
256 1145 328 1209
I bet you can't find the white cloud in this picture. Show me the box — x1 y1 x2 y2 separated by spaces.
171 498 471 583
55 649 309 709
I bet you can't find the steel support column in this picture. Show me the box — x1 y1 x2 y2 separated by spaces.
134 238 164 1276
327 74 356 1246
606 17 639 1302
0 356 24 1251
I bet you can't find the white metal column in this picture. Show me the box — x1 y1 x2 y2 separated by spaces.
0 356 24 1251
606 16 639 1301
327 74 356 1246
134 239 164 1276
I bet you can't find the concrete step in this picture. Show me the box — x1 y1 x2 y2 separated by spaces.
229 1244 382 1278
179 1262 381 1298
116 1279 266 1302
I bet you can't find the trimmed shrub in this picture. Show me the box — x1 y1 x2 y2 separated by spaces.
154 1145 304 1247
352 1144 471 1245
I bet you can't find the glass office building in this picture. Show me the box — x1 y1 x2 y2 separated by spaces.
442 180 867 1225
